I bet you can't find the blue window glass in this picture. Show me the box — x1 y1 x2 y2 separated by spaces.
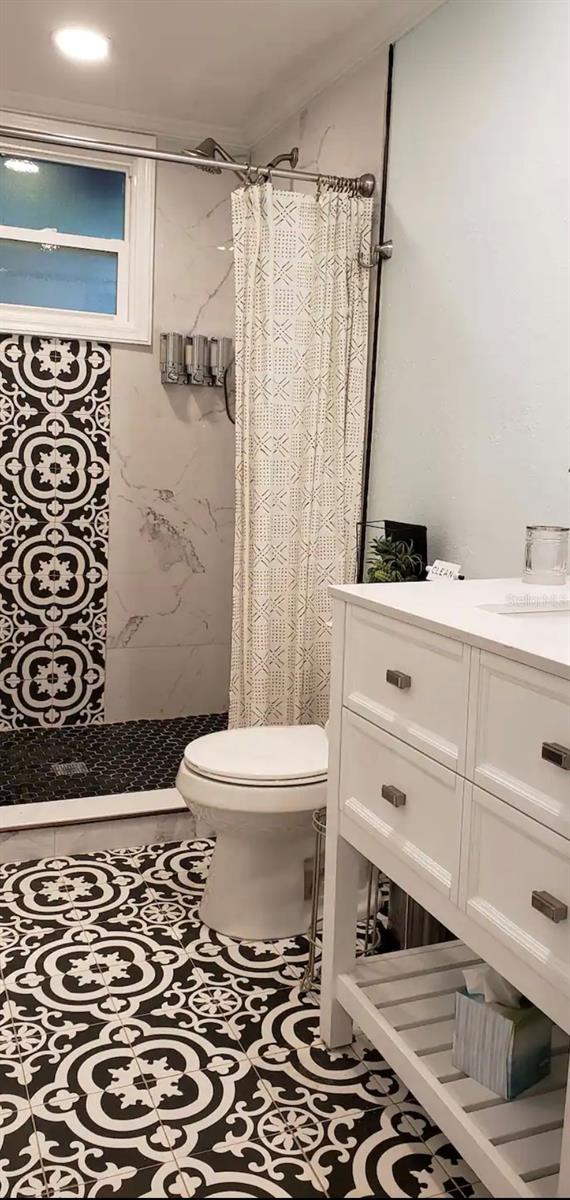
0 239 118 313
0 155 125 239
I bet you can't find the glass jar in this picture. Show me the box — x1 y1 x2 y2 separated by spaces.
522 525 569 585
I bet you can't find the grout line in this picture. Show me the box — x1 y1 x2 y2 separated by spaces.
293 1132 331 1198
290 1129 330 1197
38 1160 193 1200
0 969 52 1194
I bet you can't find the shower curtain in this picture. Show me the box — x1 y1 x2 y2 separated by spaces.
229 180 373 728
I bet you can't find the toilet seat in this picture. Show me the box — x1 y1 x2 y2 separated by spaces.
183 724 328 787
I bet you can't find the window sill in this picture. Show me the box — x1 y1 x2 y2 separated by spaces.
0 303 152 345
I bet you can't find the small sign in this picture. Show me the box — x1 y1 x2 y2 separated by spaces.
426 559 463 581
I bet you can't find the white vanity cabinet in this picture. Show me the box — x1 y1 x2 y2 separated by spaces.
320 579 570 1199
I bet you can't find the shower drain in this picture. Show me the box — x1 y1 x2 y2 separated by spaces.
50 762 89 777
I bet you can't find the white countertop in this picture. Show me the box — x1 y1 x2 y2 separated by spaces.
330 578 570 678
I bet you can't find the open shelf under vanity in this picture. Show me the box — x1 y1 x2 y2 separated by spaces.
339 940 567 1198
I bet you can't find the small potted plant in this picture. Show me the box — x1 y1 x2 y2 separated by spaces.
366 535 424 583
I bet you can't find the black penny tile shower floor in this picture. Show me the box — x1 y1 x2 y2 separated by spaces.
0 838 486 1198
0 712 228 806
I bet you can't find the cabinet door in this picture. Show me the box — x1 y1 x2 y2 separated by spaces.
340 708 463 902
343 605 470 772
468 652 570 838
460 784 570 997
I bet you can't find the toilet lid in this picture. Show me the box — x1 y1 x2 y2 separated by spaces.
183 724 328 786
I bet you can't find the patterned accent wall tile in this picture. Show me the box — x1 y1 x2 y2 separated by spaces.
0 335 110 729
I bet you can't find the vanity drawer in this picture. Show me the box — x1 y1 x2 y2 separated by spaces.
343 606 470 771
469 652 570 838
460 785 570 996
340 708 463 902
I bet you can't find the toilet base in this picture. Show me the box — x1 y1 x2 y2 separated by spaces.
176 741 327 941
199 823 314 939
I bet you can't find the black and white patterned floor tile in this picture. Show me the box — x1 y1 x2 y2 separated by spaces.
351 1032 418 1107
174 1139 325 1198
128 840 215 901
153 1054 283 1159
41 1161 193 1198
0 838 484 1198
190 940 306 995
255 1042 394 1124
287 1105 471 1198
393 1105 486 1195
220 983 322 1062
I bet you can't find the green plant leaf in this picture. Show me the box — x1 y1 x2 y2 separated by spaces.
366 533 423 583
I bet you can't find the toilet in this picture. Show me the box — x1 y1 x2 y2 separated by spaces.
176 724 328 939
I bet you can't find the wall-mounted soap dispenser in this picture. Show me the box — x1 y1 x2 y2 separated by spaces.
160 333 233 387
160 333 186 385
209 337 233 387
185 335 209 386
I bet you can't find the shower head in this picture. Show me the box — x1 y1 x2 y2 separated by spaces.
191 138 223 173
190 138 248 183
188 139 300 186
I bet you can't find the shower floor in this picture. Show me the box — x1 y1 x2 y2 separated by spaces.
0 713 228 807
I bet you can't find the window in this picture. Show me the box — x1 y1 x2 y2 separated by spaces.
0 117 155 344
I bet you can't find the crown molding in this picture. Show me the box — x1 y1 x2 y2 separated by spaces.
0 89 250 155
0 107 157 149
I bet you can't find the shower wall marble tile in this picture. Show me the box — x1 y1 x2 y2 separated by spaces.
252 49 387 196
106 161 236 721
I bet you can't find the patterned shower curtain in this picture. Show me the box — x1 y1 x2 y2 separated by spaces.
229 181 373 728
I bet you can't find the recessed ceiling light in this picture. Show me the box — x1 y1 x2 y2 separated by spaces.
52 26 110 63
4 158 39 173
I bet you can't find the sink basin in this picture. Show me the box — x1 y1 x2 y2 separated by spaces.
478 601 570 618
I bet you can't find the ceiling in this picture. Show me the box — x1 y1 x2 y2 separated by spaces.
0 0 442 147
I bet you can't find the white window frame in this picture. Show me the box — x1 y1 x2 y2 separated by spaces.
0 113 155 345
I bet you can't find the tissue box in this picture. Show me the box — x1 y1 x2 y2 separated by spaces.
452 988 552 1099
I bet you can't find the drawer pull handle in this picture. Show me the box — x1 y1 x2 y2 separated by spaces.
531 890 568 923
541 742 570 771
381 784 407 808
386 669 411 690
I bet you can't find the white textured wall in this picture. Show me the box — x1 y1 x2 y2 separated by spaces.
106 162 236 720
367 0 569 578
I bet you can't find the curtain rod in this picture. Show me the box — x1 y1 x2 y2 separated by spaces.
0 123 376 197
